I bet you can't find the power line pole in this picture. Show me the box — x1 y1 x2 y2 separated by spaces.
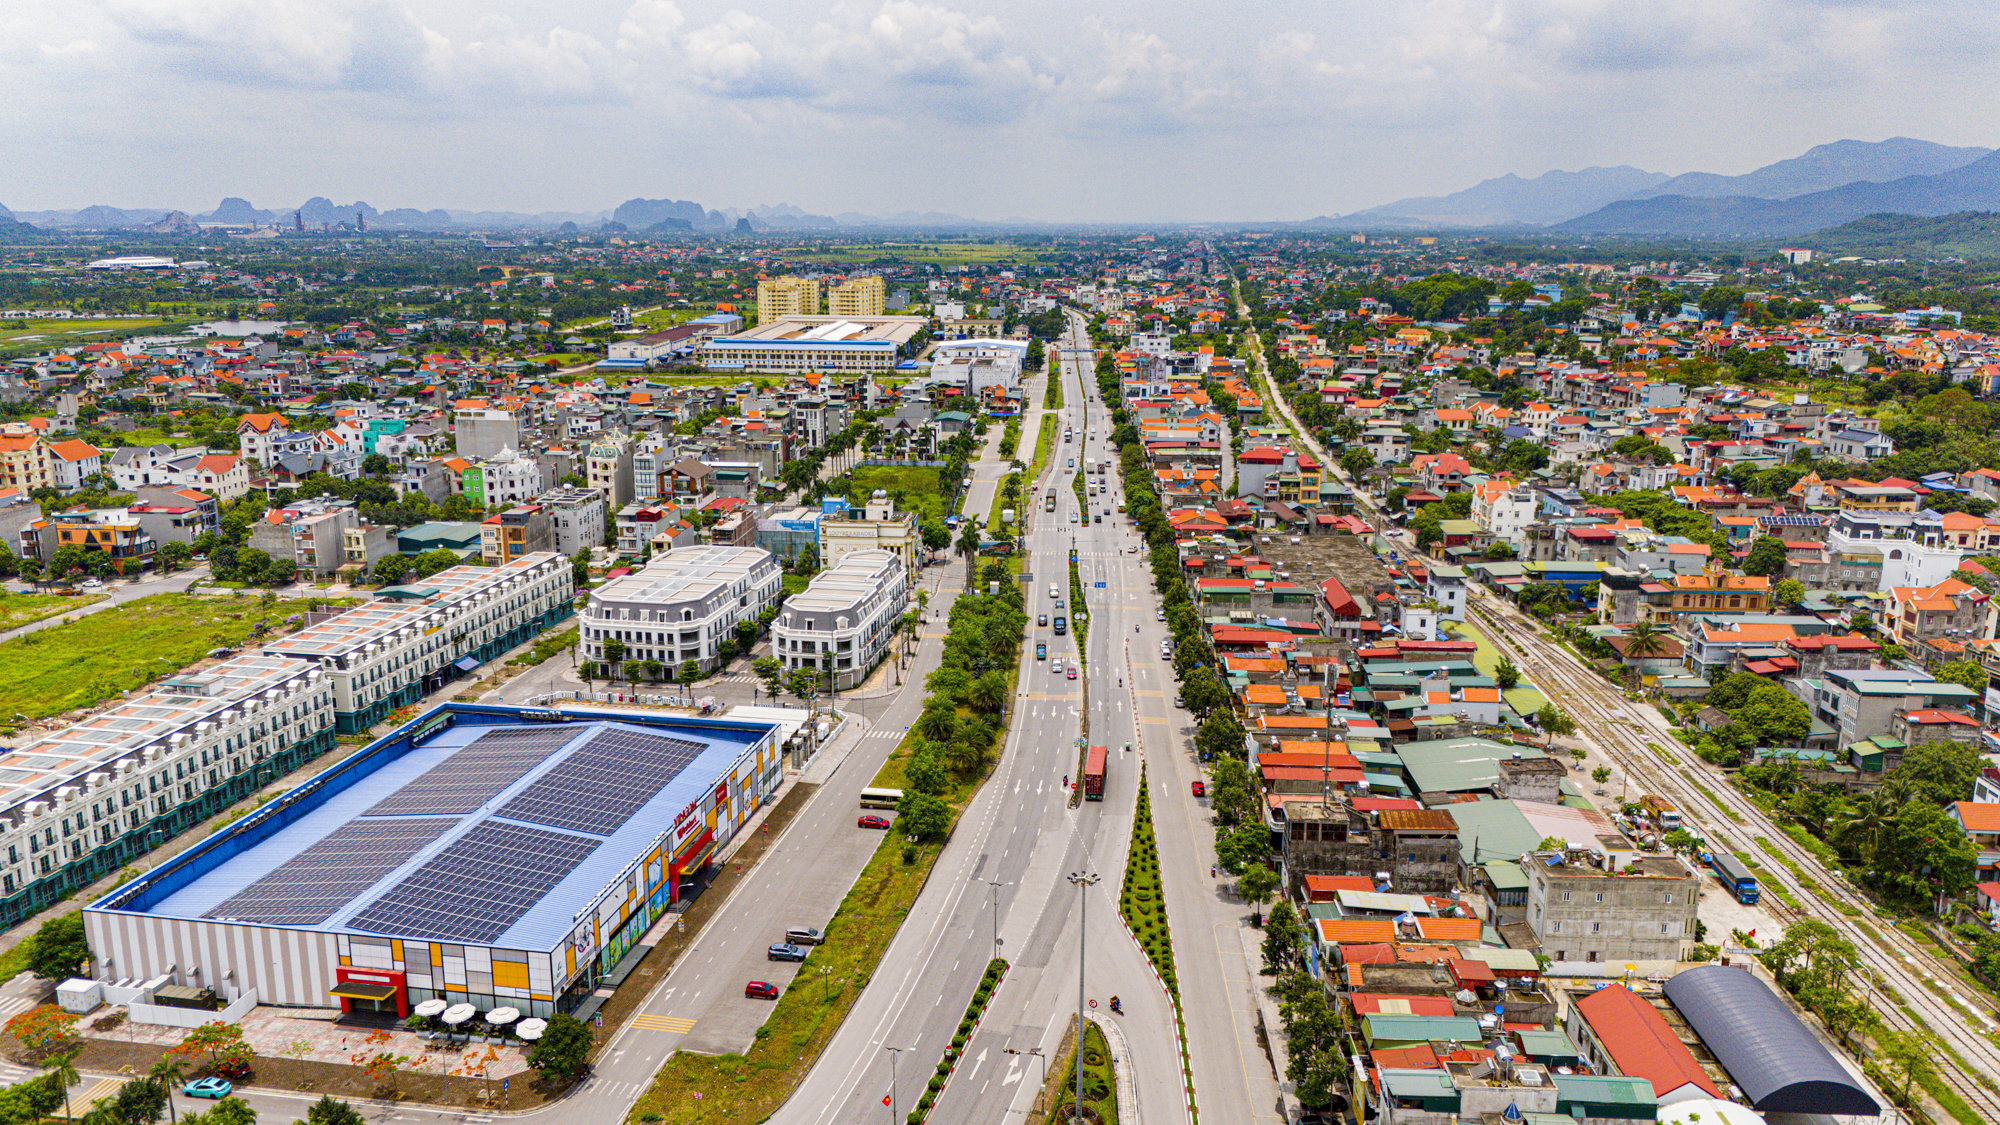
1066 869 1101 1120
884 1044 908 1124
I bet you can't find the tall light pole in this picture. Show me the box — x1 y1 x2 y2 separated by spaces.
884 1044 908 1124
979 878 1009 959
1066 870 1100 1120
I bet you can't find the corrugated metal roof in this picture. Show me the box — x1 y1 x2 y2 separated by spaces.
1663 966 1879 1115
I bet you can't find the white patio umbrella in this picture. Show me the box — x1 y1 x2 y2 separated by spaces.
413 998 449 1018
441 1003 477 1026
485 1006 521 1026
515 1018 548 1041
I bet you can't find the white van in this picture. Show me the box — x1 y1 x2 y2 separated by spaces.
1050 585 1060 599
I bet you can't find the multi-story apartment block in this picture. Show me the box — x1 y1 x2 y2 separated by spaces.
827 276 886 318
47 439 103 490
265 553 574 732
235 413 291 467
453 406 524 460
1886 576 1989 648
772 549 908 691
0 433 52 491
586 434 635 511
536 486 607 558
1524 849 1697 967
581 546 782 673
0 655 337 928
632 435 673 501
481 504 554 565
757 276 821 322
248 502 360 581
464 447 543 508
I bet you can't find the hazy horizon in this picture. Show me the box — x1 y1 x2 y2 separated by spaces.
5 0 1995 222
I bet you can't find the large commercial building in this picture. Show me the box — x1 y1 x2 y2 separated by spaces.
827 276 886 318
86 704 786 1018
773 549 908 690
0 657 338 929
581 546 782 673
756 276 821 323
265 553 576 732
701 317 927 374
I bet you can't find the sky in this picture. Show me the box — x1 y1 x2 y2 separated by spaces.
4 0 1997 222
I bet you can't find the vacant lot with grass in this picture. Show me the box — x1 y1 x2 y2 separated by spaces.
0 592 107 633
0 317 168 351
0 592 345 723
846 465 946 521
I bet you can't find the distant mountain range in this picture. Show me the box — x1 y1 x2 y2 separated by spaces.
1323 137 1997 236
0 195 983 235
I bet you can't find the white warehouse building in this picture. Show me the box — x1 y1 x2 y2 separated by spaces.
581 546 783 673
772 549 908 691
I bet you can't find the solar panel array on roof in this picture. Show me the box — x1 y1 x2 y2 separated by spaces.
205 818 457 926
348 822 602 944
494 729 707 836
365 727 578 816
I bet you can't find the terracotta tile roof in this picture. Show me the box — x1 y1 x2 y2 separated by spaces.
1317 918 1397 944
1955 802 2000 833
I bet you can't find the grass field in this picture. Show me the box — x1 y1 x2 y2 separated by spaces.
1028 414 1059 482
0 317 168 349
0 593 107 633
782 241 1059 266
845 466 947 521
0 592 347 724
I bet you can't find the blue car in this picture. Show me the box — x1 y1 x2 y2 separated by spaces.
183 1078 233 1099
767 942 807 962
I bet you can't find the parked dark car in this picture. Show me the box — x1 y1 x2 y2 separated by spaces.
767 943 808 963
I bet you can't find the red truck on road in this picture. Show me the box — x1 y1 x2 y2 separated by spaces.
1083 745 1107 801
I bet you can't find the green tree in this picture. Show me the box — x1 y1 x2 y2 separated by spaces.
370 553 410 586
1773 577 1805 607
1338 446 1373 480
525 1014 592 1080
186 1097 258 1125
903 752 949 797
297 1096 366 1125
1238 863 1279 926
678 659 700 684
600 637 626 666
1178 665 1227 718
1889 741 1982 806
895 791 952 840
965 671 1008 715
733 619 759 651
1535 705 1576 736
1878 1028 1942 1109
1866 801 1976 908
1935 659 1987 695
23 913 89 982
1742 535 1788 577
1493 659 1520 691
1196 711 1245 761
751 656 784 698
148 1055 187 1123
159 541 193 574
39 1048 80 1123
912 704 959 744
919 518 951 554
1261 899 1307 974
1592 766 1612 785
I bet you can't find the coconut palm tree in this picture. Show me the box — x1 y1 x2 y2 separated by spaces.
148 1055 187 1124
956 522 982 588
42 1048 80 1121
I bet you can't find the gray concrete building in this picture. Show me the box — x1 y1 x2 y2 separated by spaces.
1523 850 1697 968
453 406 523 460
772 549 908 691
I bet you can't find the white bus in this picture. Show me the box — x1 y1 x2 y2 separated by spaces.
859 788 906 809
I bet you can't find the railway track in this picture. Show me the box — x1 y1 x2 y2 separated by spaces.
1466 590 2000 1121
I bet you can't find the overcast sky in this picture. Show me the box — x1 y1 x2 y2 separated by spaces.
5 0 1995 222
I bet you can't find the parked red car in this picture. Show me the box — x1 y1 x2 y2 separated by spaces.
1191 780 1206 798
858 814 892 829
745 981 780 999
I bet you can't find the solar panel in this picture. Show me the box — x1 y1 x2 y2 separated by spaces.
347 821 603 944
365 727 578 816
205 817 457 926
494 730 708 836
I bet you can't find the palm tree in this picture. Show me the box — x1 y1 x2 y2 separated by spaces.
966 671 1008 714
148 1055 187 1123
912 705 959 744
956 522 982 588
1832 782 1908 863
1625 620 1666 659
42 1048 80 1121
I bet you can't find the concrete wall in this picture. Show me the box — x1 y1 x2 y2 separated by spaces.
131 988 259 1028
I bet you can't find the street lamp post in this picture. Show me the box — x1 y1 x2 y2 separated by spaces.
979 878 1008 958
1065 870 1100 1121
884 1044 909 1124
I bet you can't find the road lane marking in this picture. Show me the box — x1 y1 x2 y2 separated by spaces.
81 1078 119 1104
631 1014 698 1034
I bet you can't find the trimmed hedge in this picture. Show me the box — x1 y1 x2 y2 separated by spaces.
905 957 1009 1123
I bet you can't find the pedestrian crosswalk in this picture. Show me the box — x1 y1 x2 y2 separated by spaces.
0 996 35 1021
632 1014 697 1034
79 1077 120 1104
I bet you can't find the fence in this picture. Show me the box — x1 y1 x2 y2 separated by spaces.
130 988 259 1029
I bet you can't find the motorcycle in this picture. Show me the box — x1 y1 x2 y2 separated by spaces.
1108 996 1122 1015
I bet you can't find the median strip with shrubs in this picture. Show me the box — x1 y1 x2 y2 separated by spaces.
909 958 1008 1123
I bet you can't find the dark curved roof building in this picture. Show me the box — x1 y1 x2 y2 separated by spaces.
1662 965 1879 1116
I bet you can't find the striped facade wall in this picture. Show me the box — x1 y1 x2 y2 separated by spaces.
85 910 340 1008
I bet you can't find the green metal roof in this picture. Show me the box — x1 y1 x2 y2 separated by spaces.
1362 1015 1484 1044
